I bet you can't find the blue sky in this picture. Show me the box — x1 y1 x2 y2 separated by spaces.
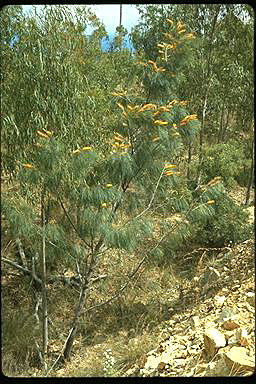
22 4 140 35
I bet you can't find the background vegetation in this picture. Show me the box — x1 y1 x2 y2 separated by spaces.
1 4 254 377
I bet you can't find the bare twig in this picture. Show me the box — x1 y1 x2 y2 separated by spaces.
15 238 28 268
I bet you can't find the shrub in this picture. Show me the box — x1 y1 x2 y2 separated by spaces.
194 193 252 247
201 141 249 189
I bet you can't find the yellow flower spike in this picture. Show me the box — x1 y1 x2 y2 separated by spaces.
158 106 170 112
127 105 134 111
214 176 222 181
167 19 173 25
82 146 92 151
207 200 215 205
178 29 186 34
72 149 81 155
117 102 125 111
157 43 165 48
152 136 160 142
114 132 124 139
106 183 112 188
179 101 188 106
111 92 121 96
168 100 178 106
37 130 49 139
136 61 147 67
164 171 175 176
177 21 185 30
114 136 123 142
185 33 195 39
42 128 53 136
148 60 155 65
153 111 161 116
164 164 176 169
153 120 168 125
175 172 181 176
23 163 34 169
101 202 107 208
119 143 131 149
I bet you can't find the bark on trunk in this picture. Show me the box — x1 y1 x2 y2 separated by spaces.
197 5 221 185
217 102 225 143
245 134 254 205
187 140 192 181
63 282 88 360
41 191 48 370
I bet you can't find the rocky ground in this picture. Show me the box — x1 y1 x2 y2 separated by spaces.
124 187 255 377
124 238 255 377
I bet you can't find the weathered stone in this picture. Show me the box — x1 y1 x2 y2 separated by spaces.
223 346 255 371
245 292 255 307
219 306 238 322
144 354 161 370
204 328 226 358
190 315 200 328
236 328 249 347
204 356 230 376
157 361 167 371
222 319 240 330
227 335 238 345
214 295 226 307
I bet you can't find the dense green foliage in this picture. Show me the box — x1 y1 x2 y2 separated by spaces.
194 193 252 247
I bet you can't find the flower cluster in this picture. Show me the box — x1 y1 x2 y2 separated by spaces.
103 348 115 377
163 163 180 176
180 114 198 126
112 132 131 151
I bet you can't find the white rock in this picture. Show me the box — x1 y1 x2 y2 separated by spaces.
204 328 226 358
190 316 200 328
223 346 255 371
214 295 226 306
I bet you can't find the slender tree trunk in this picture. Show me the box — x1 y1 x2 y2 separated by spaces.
41 190 48 370
245 129 254 206
197 5 221 185
187 140 192 181
63 281 88 360
119 4 122 26
221 108 230 142
217 102 225 143
118 4 123 50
